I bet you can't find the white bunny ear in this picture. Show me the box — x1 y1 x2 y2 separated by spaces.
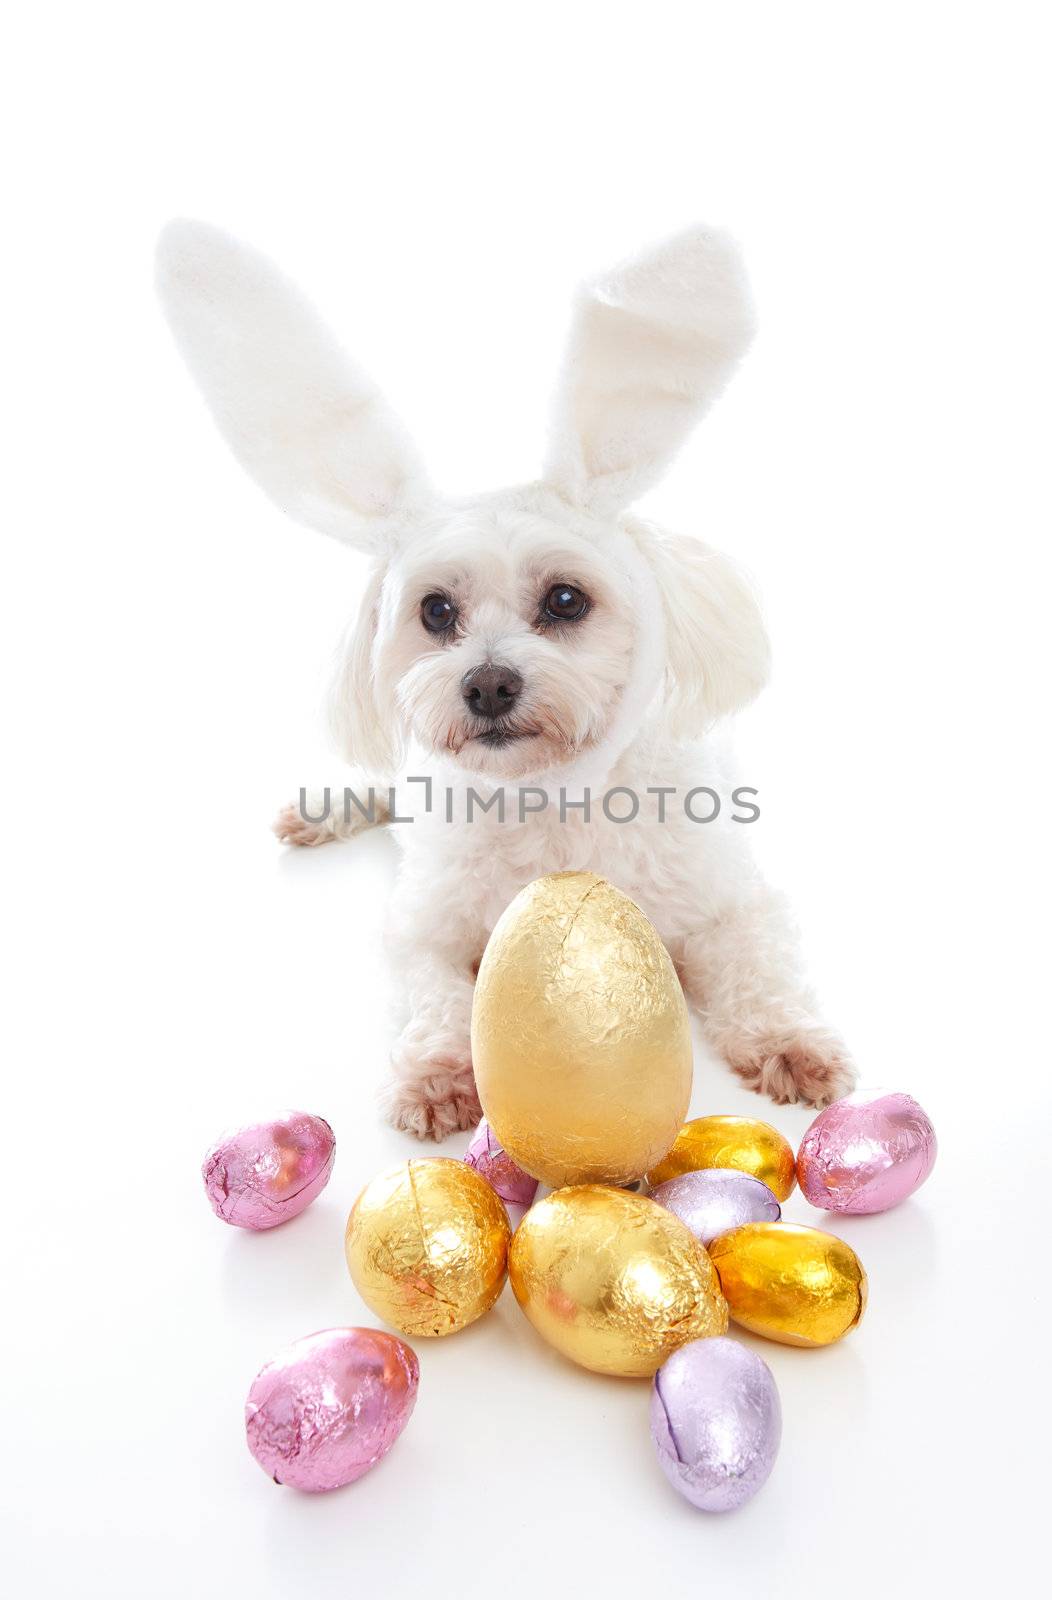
155 219 429 548
544 225 755 516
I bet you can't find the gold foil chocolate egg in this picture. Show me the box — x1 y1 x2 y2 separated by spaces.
707 1222 867 1347
647 1114 797 1201
472 873 692 1188
508 1186 729 1376
345 1159 512 1337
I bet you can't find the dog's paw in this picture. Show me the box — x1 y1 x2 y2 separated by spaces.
381 1061 482 1141
728 1025 855 1108
272 800 335 847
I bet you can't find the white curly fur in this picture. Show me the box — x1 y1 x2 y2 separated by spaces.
158 219 854 1139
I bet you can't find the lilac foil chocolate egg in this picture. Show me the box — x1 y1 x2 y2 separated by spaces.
202 1112 335 1229
245 1327 418 1492
650 1168 781 1245
464 1119 539 1210
650 1337 781 1512
797 1089 937 1214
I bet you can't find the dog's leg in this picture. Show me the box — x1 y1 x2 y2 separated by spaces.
273 783 391 847
680 888 855 1107
381 946 481 1140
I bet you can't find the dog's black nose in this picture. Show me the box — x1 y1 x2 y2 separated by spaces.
461 663 523 720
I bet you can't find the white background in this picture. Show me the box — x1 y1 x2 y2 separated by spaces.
5 3 1051 1595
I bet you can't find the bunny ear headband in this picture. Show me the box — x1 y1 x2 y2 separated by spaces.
155 219 755 546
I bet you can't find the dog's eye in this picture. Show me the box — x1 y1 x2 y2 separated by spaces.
543 583 588 622
421 593 457 634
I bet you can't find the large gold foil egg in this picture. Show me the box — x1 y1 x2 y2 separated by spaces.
345 1159 512 1337
707 1222 867 1347
509 1186 728 1376
646 1114 797 1201
472 873 692 1188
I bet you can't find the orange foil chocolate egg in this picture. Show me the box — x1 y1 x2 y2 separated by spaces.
707 1222 867 1347
646 1115 797 1201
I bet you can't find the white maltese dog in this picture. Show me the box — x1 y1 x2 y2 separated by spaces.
157 220 854 1138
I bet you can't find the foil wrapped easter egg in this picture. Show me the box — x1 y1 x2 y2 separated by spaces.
708 1222 867 1346
345 1159 512 1337
797 1089 937 1214
647 1115 796 1201
202 1112 335 1229
651 1168 781 1245
508 1186 728 1376
245 1327 418 1492
651 1338 781 1511
464 1118 539 1211
472 873 692 1188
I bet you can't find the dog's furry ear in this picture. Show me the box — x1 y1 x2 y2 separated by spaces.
155 220 429 550
638 524 770 734
328 564 404 775
545 225 754 516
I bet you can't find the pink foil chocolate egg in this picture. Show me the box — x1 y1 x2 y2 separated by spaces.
245 1327 419 1491
464 1118 539 1210
202 1112 335 1229
797 1089 937 1214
